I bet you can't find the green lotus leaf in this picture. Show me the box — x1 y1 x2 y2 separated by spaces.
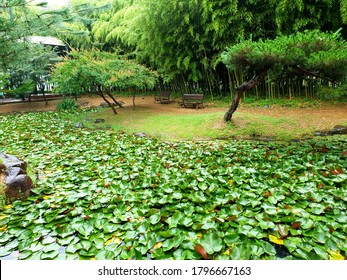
75 223 94 237
148 214 161 225
250 244 265 257
162 235 185 252
41 236 56 245
3 239 18 250
102 223 119 234
18 239 32 251
42 243 60 253
199 232 223 255
41 250 60 260
313 247 329 260
258 220 276 230
166 212 184 228
158 228 179 238
173 249 190 260
299 218 315 229
18 250 33 260
0 248 12 258
66 243 82 254
259 241 277 256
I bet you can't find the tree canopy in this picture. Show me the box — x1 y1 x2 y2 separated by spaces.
222 30 347 121
1 0 347 116
0 0 68 92
51 50 158 114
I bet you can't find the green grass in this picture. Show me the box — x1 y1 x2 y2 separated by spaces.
71 110 314 141
126 113 231 141
65 97 346 141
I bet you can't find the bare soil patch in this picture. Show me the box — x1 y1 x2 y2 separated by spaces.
1 96 346 133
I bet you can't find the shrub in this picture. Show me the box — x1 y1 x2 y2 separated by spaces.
56 98 80 111
316 84 347 101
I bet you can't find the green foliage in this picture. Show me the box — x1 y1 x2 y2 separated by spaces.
8 79 35 99
0 0 68 92
56 98 80 111
274 0 343 35
51 50 158 96
0 111 346 260
0 73 10 89
316 83 347 101
221 30 347 84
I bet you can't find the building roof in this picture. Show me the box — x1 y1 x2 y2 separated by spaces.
28 36 65 47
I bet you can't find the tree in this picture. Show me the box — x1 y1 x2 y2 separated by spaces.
221 30 347 121
60 0 347 99
91 0 245 95
50 50 158 114
57 0 112 50
0 0 68 94
273 0 346 36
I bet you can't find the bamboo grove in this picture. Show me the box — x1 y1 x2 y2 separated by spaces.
1 0 347 101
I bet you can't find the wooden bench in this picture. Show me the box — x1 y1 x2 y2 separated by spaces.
180 94 204 108
28 94 63 102
154 92 171 104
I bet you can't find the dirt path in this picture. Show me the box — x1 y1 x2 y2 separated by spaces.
1 96 346 131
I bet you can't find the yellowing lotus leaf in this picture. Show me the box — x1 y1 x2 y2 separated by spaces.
328 250 345 260
269 234 284 245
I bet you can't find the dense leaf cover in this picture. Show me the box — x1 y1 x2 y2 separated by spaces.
221 30 347 83
51 50 158 96
0 112 346 260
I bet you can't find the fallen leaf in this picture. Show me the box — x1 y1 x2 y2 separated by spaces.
0 215 8 220
105 236 122 245
195 244 208 259
150 242 163 252
278 225 289 238
291 222 301 229
328 250 345 260
222 248 232 256
269 235 284 245
264 190 272 198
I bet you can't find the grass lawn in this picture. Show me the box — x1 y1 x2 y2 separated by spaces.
68 97 347 141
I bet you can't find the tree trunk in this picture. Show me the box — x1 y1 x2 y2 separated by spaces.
97 92 117 115
106 89 124 108
132 90 136 110
224 68 269 121
43 92 48 105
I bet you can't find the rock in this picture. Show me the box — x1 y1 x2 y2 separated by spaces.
0 163 5 173
134 132 146 137
75 122 84 128
94 118 105 124
264 104 269 108
80 102 89 107
99 102 110 108
314 125 347 137
5 167 25 185
327 125 347 135
0 152 34 201
314 131 327 136
0 152 27 169
99 101 124 108
4 174 33 200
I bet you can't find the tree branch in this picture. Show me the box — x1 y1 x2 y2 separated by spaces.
293 66 339 85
